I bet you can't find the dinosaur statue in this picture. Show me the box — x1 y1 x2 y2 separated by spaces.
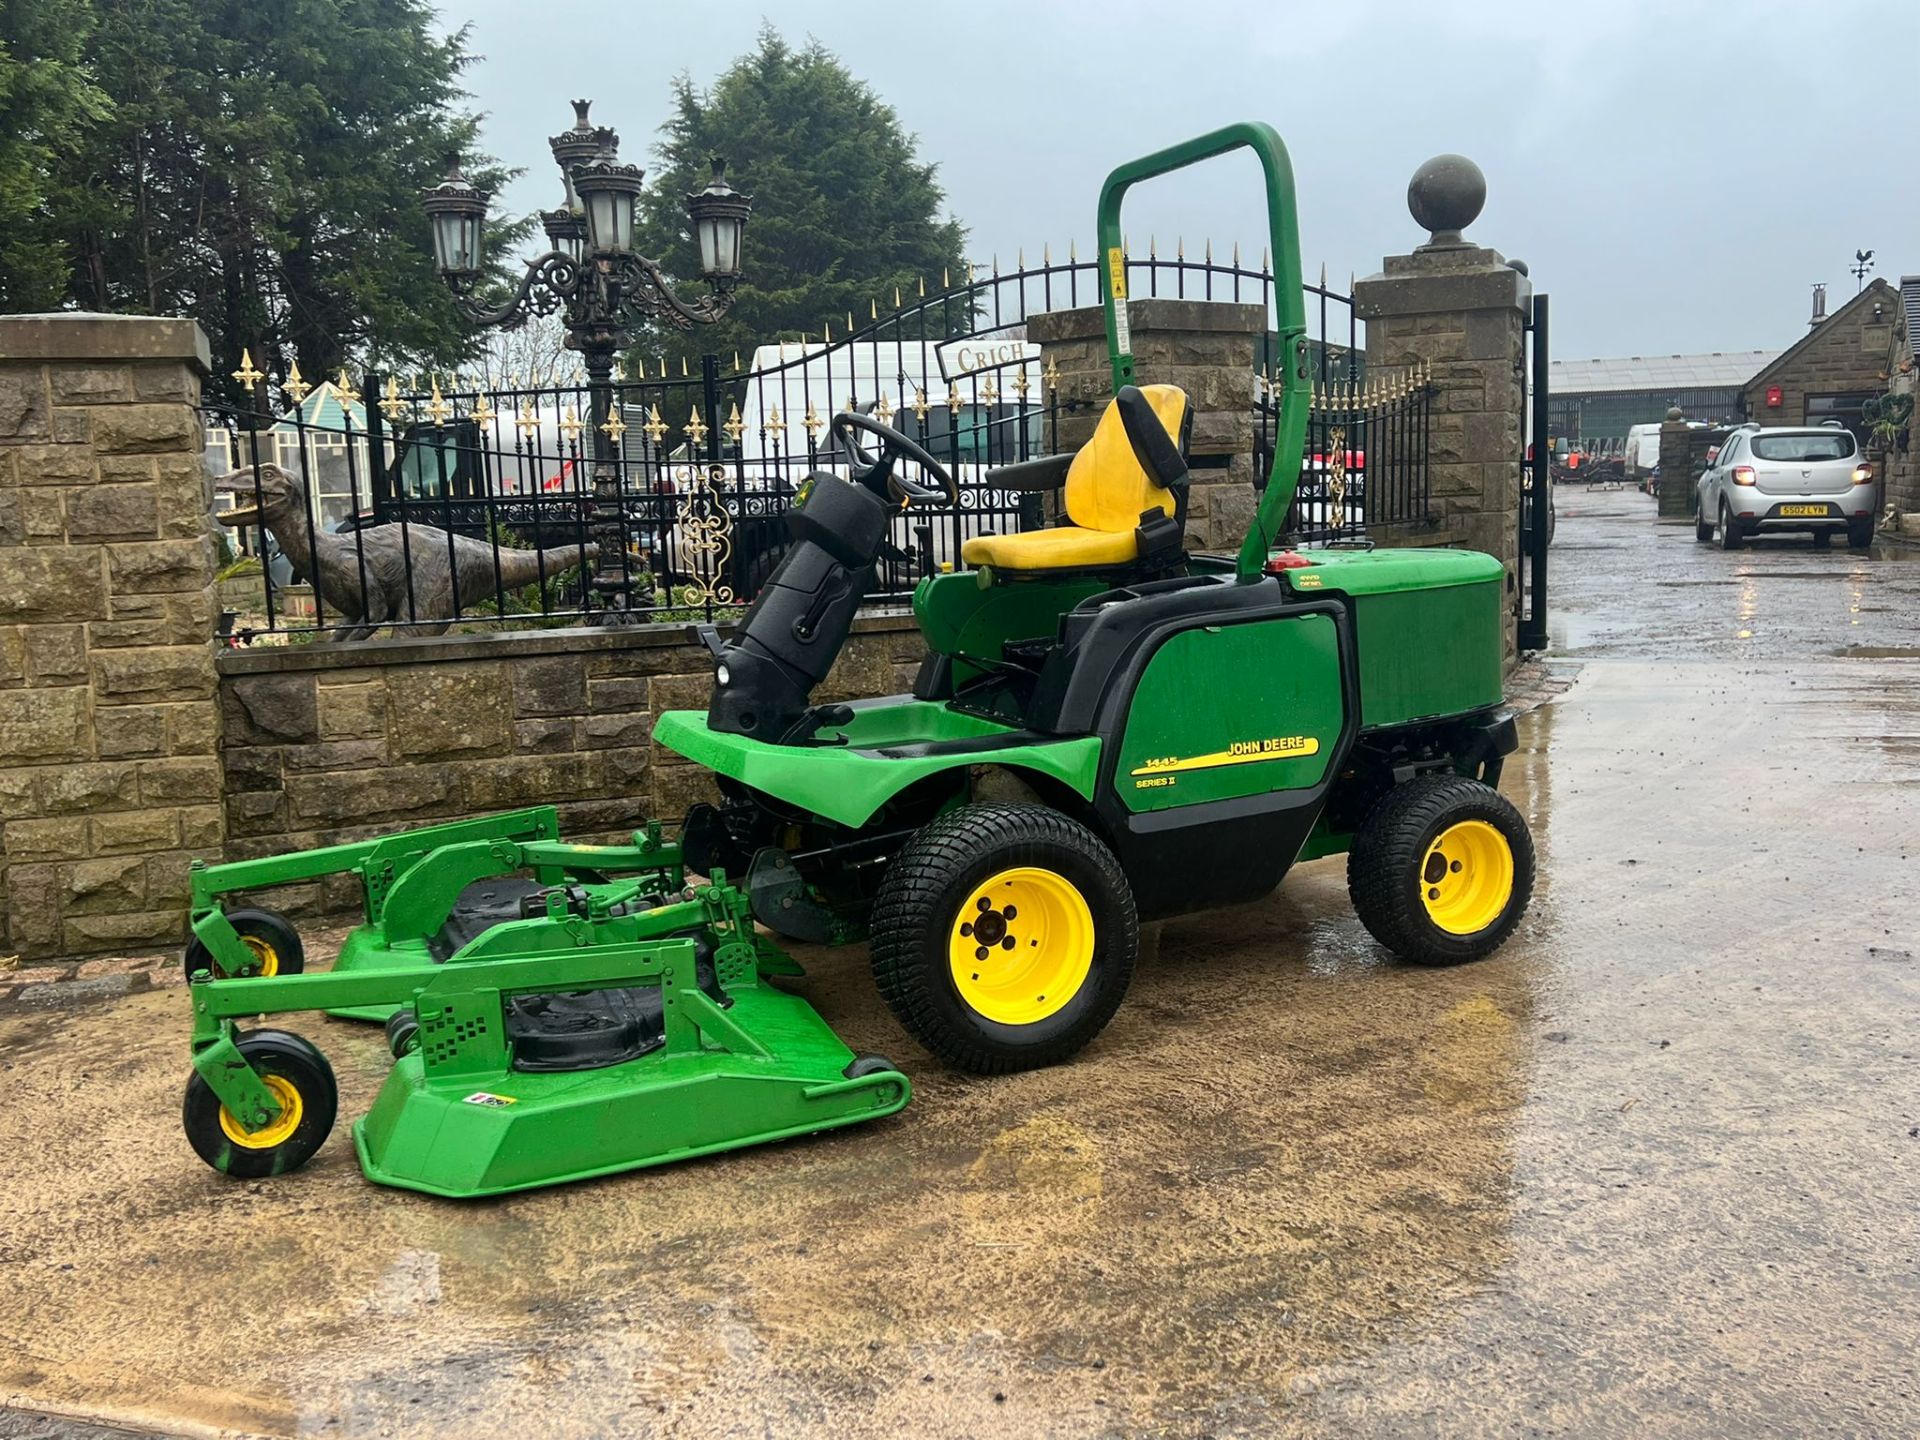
214 464 600 640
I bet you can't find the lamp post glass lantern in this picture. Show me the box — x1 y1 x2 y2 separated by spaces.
424 99 751 622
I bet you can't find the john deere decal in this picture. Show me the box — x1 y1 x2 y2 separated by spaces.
1130 735 1321 785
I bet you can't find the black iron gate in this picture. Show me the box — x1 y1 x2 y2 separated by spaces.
1518 292 1550 651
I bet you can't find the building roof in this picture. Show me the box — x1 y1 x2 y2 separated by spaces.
275 379 367 432
1744 277 1899 392
1547 351 1779 396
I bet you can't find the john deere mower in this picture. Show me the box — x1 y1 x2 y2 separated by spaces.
180 121 1533 1197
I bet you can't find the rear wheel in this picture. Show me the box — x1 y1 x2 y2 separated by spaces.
1348 774 1534 966
182 1029 338 1179
182 907 304 984
870 804 1137 1074
1715 501 1743 551
1848 518 1874 550
1694 498 1713 542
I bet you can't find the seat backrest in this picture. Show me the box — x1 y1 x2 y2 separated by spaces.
1063 384 1191 535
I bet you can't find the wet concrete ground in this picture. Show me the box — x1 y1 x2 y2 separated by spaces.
3 486 1916 1437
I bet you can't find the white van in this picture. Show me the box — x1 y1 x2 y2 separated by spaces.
1622 422 1664 484
737 338 1043 488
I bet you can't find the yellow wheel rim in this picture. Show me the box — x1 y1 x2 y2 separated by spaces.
240 934 279 978
218 1073 304 1150
948 867 1095 1026
1420 820 1515 935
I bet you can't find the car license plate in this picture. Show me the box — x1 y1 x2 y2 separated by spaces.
1778 504 1829 517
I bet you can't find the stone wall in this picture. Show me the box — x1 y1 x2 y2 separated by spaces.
0 315 223 961
1354 247 1528 571
1656 412 1718 520
217 614 927 917
1027 299 1263 552
1741 279 1898 427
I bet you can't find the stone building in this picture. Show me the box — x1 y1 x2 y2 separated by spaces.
1740 278 1899 435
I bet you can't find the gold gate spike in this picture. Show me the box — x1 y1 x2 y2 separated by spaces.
232 349 264 389
723 402 746 444
426 378 452 425
471 392 497 427
685 404 709 448
642 405 669 445
335 369 361 409
873 393 894 425
764 405 786 438
515 399 538 435
380 376 406 423
911 387 930 421
946 384 963 414
600 408 627 444
559 405 582 440
802 404 824 441
283 361 311 406
979 377 998 406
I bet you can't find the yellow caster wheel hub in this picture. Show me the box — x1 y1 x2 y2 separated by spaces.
218 1073 304 1150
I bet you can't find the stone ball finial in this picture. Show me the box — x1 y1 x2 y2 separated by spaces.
1665 406 1684 421
1408 154 1486 246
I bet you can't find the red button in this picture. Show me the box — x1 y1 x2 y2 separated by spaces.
1265 551 1314 572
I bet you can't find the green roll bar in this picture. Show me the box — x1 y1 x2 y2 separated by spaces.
1095 121 1309 579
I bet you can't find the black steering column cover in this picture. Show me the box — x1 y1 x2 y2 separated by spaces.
707 474 894 740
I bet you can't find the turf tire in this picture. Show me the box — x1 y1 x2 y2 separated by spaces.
869 803 1136 1075
1347 773 1535 967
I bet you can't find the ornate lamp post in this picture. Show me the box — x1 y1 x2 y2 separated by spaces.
423 98 751 620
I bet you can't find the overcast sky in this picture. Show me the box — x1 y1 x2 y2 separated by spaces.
444 0 1917 361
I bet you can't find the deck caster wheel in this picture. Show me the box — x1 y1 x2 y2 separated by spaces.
182 1029 338 1179
1348 774 1535 966
385 1008 421 1058
182 907 305 984
870 803 1137 1075
843 1054 899 1079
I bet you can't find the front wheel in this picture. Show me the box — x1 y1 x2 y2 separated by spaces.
869 804 1137 1074
1348 774 1535 966
182 1029 338 1179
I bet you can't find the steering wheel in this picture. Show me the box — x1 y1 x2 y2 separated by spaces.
830 409 958 506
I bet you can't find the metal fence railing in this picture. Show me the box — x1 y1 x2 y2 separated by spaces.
203 250 1411 641
1255 366 1436 546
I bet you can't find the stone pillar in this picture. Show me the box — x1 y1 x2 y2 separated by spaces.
1027 298 1263 552
0 315 222 963
1656 407 1695 519
1353 156 1529 584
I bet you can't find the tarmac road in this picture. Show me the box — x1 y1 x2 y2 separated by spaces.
1 485 1915 1438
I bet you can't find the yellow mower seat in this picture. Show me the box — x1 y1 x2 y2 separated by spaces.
961 384 1191 572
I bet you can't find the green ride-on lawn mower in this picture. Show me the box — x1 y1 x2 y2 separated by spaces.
179 121 1534 1198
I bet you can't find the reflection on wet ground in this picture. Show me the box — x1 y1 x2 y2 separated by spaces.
2 488 1915 1437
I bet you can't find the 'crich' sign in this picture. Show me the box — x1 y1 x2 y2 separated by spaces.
936 337 1040 384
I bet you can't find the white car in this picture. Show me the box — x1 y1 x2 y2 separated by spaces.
1695 424 1875 550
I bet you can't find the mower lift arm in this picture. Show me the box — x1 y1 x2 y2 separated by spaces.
1094 121 1309 578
